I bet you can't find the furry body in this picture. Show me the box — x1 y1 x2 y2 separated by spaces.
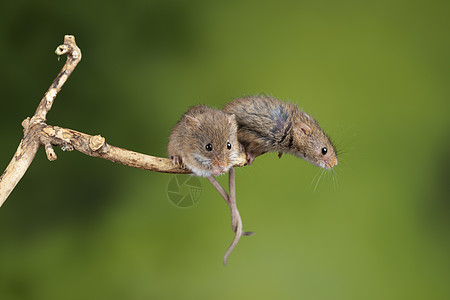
168 105 241 177
223 95 337 169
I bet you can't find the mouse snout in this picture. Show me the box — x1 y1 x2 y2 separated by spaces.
211 159 230 176
325 155 338 169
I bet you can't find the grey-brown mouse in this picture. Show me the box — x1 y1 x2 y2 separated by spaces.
222 95 338 169
168 105 242 177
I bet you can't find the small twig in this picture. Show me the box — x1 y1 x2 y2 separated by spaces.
44 143 57 161
33 35 81 124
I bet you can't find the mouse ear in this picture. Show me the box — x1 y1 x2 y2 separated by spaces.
294 122 311 136
185 115 200 127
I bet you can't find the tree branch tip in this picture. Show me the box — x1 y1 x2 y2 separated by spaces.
55 35 79 57
44 143 57 161
64 35 76 43
55 44 69 56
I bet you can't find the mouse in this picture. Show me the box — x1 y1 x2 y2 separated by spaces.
168 105 242 177
222 95 338 169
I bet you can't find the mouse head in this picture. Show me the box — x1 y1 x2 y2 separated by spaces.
185 109 241 176
291 114 338 169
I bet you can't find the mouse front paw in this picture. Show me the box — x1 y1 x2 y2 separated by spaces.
246 152 256 165
170 155 183 166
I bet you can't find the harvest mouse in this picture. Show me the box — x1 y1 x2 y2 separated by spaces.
168 105 242 177
222 95 338 169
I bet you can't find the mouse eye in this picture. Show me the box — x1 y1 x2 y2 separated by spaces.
321 147 327 155
227 142 231 150
205 143 213 151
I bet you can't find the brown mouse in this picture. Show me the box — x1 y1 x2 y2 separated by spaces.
222 95 338 169
168 105 242 177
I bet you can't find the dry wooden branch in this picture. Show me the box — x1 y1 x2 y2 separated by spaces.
0 35 247 207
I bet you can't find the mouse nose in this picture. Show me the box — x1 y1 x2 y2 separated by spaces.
212 161 229 176
212 168 222 176
326 156 338 169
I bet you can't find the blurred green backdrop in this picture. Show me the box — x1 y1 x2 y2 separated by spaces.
1 0 449 299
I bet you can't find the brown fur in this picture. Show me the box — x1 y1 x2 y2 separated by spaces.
168 105 242 177
222 95 338 169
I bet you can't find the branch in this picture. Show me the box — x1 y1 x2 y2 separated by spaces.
0 35 247 207
0 35 81 207
36 125 200 173
33 35 81 124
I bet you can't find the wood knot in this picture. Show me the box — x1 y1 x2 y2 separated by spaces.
89 135 105 151
21 117 31 131
55 44 69 56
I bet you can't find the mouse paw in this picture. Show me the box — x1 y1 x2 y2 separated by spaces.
170 155 182 166
246 152 256 165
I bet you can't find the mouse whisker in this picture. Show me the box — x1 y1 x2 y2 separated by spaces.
310 168 322 190
313 169 325 192
192 153 211 166
332 168 338 191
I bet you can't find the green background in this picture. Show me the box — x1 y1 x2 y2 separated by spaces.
1 0 449 299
